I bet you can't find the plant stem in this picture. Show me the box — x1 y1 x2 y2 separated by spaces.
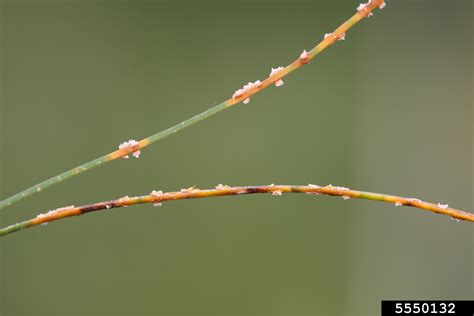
0 102 230 210
0 0 385 211
1 182 471 237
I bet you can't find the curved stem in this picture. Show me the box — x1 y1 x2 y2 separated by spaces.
1 182 472 237
0 0 385 211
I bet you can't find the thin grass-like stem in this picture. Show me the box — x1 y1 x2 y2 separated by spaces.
1 182 472 237
0 0 385 211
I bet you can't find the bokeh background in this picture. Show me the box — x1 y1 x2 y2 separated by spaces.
0 0 472 315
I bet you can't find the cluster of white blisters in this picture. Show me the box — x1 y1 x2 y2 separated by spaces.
232 66 286 104
151 190 163 207
215 184 231 190
357 0 386 17
36 205 75 219
118 139 141 159
232 80 263 104
36 205 75 225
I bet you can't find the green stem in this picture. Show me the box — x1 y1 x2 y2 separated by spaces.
145 101 229 145
0 101 230 210
0 156 107 209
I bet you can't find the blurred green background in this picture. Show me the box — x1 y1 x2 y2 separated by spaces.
0 0 472 315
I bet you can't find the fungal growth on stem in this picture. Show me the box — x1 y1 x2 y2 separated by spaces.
0 0 387 211
232 80 263 104
0 0 470 240
1 183 472 237
269 67 285 87
118 140 141 159
299 50 310 64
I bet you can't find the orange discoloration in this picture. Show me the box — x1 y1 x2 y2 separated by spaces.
108 140 143 161
226 0 384 110
139 139 150 148
299 51 310 64
31 207 81 226
4 183 473 237
225 98 238 107
107 150 124 161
